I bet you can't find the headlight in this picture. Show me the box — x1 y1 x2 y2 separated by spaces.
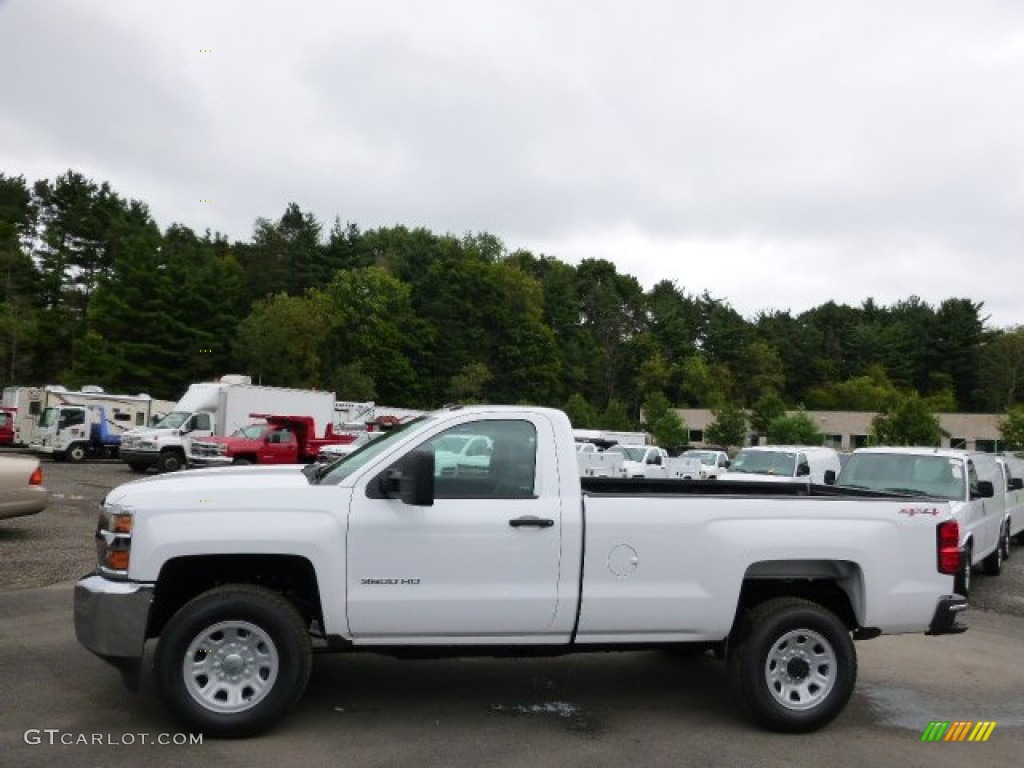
95 504 134 577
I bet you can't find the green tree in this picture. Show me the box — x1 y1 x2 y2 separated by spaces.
705 402 748 448
321 266 423 405
871 393 941 446
767 410 823 445
600 398 633 431
976 326 1024 411
804 365 898 411
447 362 492 404
641 390 689 449
233 292 331 389
564 393 598 428
242 203 323 302
998 406 1024 451
750 392 787 435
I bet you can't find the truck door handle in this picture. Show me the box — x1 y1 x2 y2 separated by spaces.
509 516 554 529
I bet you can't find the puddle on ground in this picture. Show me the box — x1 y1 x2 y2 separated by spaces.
487 701 598 732
860 684 1024 729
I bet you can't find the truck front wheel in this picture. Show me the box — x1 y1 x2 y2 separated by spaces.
158 450 185 473
154 585 312 737
728 597 856 733
66 443 87 463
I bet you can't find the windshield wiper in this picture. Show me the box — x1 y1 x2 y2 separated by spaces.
882 487 926 495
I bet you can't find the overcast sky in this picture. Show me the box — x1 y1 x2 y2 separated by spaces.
2 0 1022 328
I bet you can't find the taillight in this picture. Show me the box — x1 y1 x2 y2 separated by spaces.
937 520 961 575
29 466 43 486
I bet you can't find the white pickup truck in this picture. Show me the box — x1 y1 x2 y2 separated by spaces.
75 405 967 738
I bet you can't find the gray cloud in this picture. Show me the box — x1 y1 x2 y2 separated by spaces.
1 0 1022 326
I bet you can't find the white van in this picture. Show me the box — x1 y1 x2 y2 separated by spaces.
836 447 1005 597
720 445 842 485
998 453 1024 546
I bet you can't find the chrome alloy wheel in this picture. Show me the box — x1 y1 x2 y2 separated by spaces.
183 620 279 713
764 629 837 711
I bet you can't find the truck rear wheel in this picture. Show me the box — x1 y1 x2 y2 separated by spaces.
154 585 312 737
158 450 184 473
728 597 856 733
982 532 1004 576
955 543 972 597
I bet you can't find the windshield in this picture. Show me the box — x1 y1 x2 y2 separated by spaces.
39 407 58 428
317 414 437 484
607 446 647 462
232 424 268 439
729 450 797 477
154 411 190 429
683 450 717 465
837 453 966 501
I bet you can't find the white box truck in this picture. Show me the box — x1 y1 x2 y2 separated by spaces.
119 376 335 473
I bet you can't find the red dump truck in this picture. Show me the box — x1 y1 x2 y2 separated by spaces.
188 414 355 466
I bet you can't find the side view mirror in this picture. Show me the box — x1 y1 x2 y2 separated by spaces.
379 445 435 506
1009 477 1023 491
796 464 811 477
973 480 994 499
823 469 836 485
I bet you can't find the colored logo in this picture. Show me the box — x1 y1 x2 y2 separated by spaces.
921 721 996 742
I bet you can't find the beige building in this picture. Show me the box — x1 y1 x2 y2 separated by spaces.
674 409 1006 452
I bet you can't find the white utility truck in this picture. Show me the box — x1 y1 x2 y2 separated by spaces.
76 405 967 737
118 376 335 473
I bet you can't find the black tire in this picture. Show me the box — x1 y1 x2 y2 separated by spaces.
982 532 1004 576
954 543 972 598
66 443 87 463
154 585 312 737
128 463 148 473
1000 523 1011 562
727 597 856 733
158 450 185 473
232 457 254 466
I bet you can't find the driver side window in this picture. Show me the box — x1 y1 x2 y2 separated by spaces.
428 420 537 500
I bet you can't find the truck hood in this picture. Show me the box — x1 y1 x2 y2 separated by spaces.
106 464 312 509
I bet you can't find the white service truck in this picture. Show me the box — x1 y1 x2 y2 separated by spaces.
76 405 968 738
118 376 335 473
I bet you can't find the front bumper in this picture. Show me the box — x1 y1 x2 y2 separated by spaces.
74 574 154 690
189 455 232 468
119 448 160 468
926 594 968 636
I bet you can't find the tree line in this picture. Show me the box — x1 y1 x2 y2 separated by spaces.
2 170 1023 446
